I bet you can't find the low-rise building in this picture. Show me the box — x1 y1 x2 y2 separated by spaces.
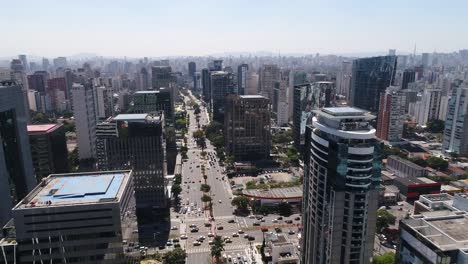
398 193 468 263
393 176 441 202
242 186 302 206
387 155 427 178
265 232 299 264
12 170 134 264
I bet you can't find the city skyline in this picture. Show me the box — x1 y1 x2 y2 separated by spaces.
2 0 468 57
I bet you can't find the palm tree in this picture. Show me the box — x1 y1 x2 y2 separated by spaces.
211 236 225 264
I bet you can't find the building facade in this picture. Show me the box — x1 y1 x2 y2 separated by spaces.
71 82 97 160
151 66 172 90
12 170 134 264
96 113 166 215
210 71 235 122
350 56 397 113
131 89 173 122
188 61 196 78
376 87 406 143
302 107 381 264
27 124 68 181
442 83 468 156
0 81 36 227
225 95 271 161
237 63 249 95
259 64 280 100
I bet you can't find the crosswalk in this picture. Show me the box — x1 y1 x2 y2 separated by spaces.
186 243 247 254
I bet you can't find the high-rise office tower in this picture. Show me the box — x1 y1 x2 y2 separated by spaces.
53 56 67 69
237 63 249 95
71 82 97 160
336 61 352 98
288 71 308 121
188 61 196 78
9 60 30 119
0 81 36 226
136 67 149 90
302 107 381 264
416 87 442 126
18 55 28 73
225 95 271 161
210 71 235 122
201 68 211 102
349 56 397 113
376 87 406 144
209 60 223 71
272 69 289 114
193 72 202 91
27 123 68 181
132 89 173 122
47 77 68 112
259 64 280 99
293 82 336 149
96 113 166 222
27 72 48 94
12 170 134 263
442 83 468 157
401 69 416 90
421 52 430 67
95 86 114 120
152 65 172 90
42 57 49 71
245 72 259 95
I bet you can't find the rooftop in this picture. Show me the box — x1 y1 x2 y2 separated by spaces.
322 107 366 116
113 113 163 123
394 176 439 186
240 95 266 99
27 124 62 134
242 186 302 200
14 170 132 209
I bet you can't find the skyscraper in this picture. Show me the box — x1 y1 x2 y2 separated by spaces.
237 63 249 95
47 77 68 112
293 82 336 149
349 56 397 113
27 73 47 93
188 61 196 77
137 67 149 90
202 68 211 102
225 95 271 161
442 82 468 157
302 107 381 264
210 71 235 122
42 57 49 71
132 89 173 122
152 65 172 90
336 61 352 98
376 87 406 144
416 87 442 126
18 55 28 73
259 64 280 99
95 86 114 120
209 60 223 71
96 113 166 225
27 123 68 181
0 81 36 226
71 82 97 160
401 69 416 90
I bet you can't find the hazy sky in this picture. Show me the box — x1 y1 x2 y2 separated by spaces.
2 0 467 57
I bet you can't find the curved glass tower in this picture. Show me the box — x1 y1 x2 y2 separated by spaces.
301 107 382 264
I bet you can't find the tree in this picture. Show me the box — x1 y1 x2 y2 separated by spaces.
211 236 225 264
382 145 407 159
200 184 211 192
231 196 250 211
286 146 300 166
175 118 187 130
376 209 396 233
163 248 186 264
372 252 395 264
277 201 292 216
201 194 212 203
426 156 449 170
171 184 182 197
426 119 445 133
409 157 427 167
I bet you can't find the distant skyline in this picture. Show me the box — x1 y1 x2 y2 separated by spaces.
2 0 467 58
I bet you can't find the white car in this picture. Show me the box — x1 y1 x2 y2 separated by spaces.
171 226 178 230
193 241 201 246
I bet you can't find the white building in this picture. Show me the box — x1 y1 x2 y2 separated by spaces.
265 233 299 264
71 83 97 160
277 101 289 127
417 87 442 126
442 84 468 156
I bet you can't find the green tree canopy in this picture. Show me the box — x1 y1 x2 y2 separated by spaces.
171 184 182 197
231 196 250 211
163 248 186 264
211 236 225 264
201 194 212 203
426 119 445 133
200 184 211 192
376 209 396 233
278 201 292 216
372 252 395 264
426 156 449 170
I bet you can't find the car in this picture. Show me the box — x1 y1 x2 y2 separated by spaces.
174 243 181 248
261 228 268 232
198 236 206 240
244 234 250 239
171 226 178 230
180 234 188 239
166 241 173 246
238 230 244 234
248 236 255 241
248 215 255 219
288 229 295 235
228 219 235 223
190 228 199 233
277 216 283 220
190 224 197 228
253 222 260 226
208 232 214 237
294 217 301 221
275 227 282 233
204 222 212 227
218 200 222 203
285 220 293 224
217 226 224 230
232 233 239 237
193 241 201 246
173 238 179 243
208 240 214 245
260 219 265 222
158 245 166 249
272 219 278 223
225 239 233 243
